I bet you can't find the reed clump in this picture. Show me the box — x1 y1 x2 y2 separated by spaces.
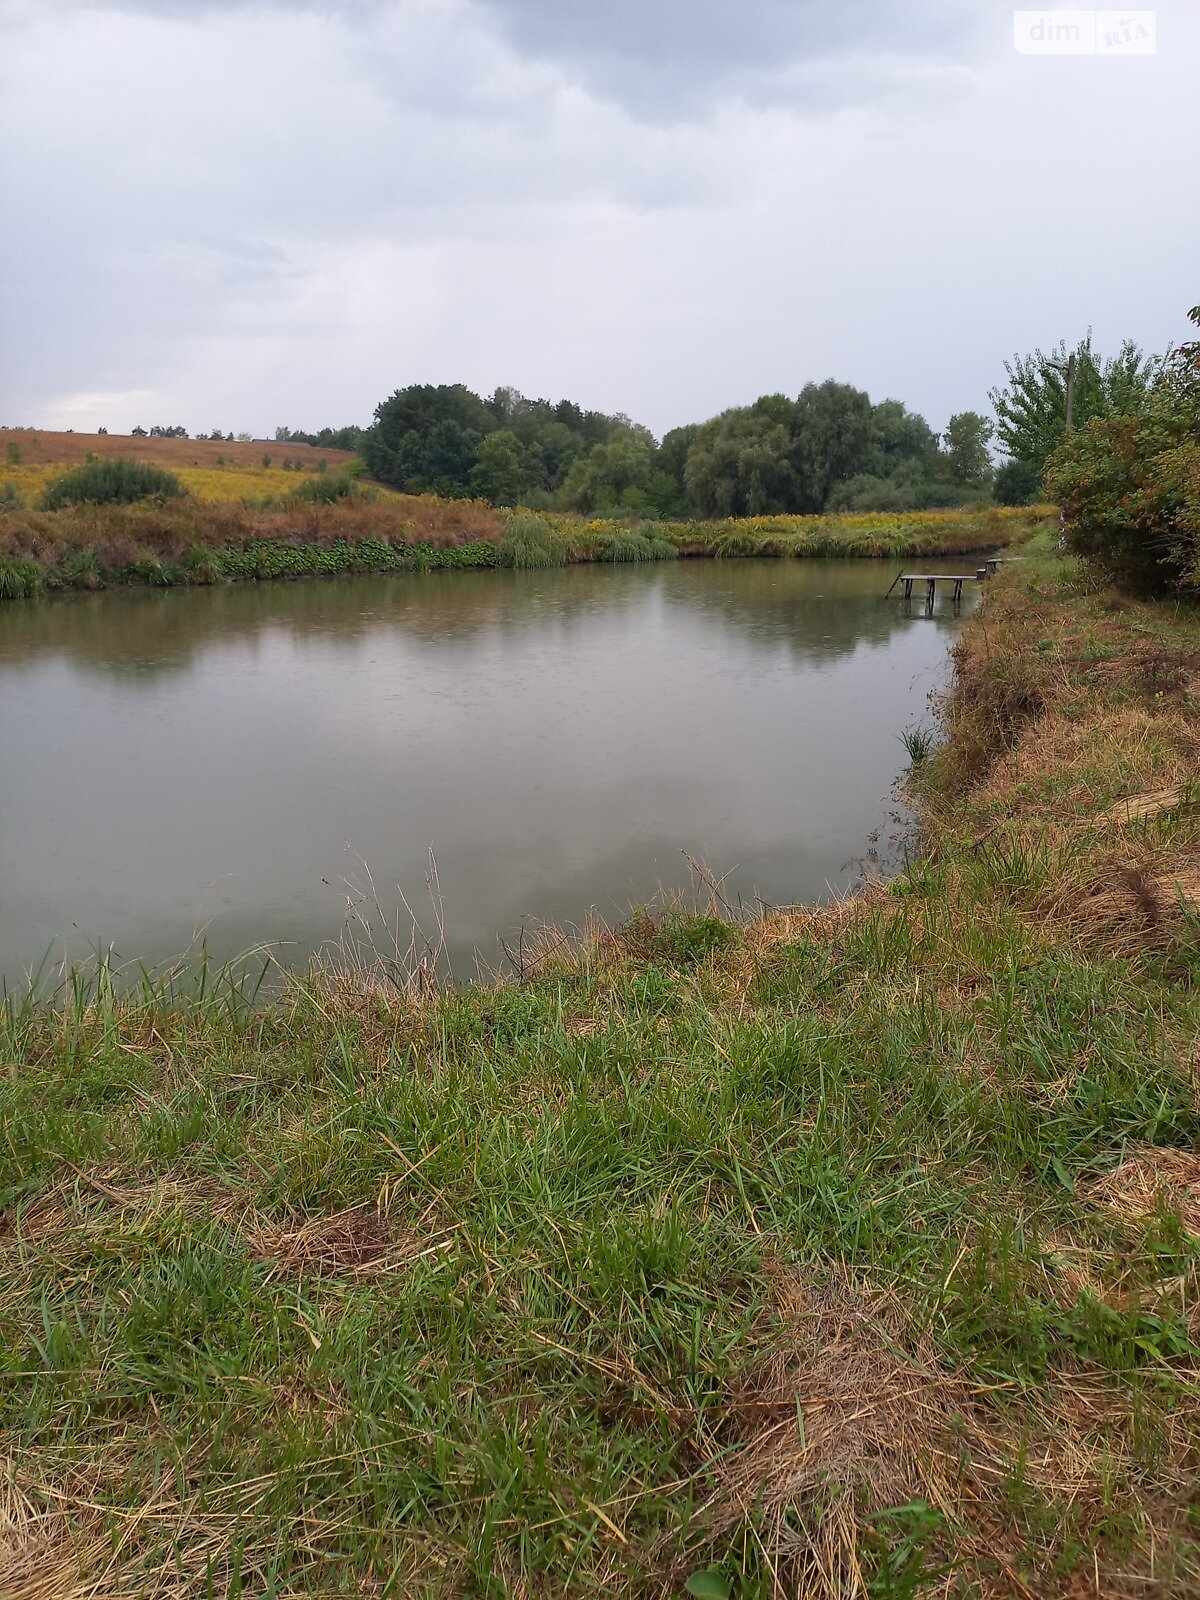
596 524 679 562
496 511 568 568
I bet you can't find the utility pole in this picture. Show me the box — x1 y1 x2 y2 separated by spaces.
1046 351 1077 545
1047 352 1077 433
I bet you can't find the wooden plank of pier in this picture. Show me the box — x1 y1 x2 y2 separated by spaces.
896 573 981 602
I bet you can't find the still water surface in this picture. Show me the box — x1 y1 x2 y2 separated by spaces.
0 560 974 984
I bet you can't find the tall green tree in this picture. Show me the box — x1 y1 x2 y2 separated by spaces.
684 410 795 518
275 424 364 452
563 425 662 512
993 458 1043 506
862 399 939 475
531 421 585 491
558 426 657 513
363 384 496 495
653 424 699 515
469 430 537 506
791 381 874 512
941 411 995 487
989 336 1156 470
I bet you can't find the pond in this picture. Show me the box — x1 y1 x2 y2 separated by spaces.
0 559 975 987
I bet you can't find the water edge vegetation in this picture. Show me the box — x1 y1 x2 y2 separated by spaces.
0 500 1044 601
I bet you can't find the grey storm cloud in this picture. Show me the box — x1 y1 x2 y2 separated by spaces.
477 0 976 98
53 0 978 112
0 0 1196 440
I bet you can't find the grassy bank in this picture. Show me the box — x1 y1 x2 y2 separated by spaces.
3 531 1199 1596
0 503 1042 600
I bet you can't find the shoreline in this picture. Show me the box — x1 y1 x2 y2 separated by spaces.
0 503 1046 601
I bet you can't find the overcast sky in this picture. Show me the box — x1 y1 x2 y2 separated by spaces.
1 0 1196 440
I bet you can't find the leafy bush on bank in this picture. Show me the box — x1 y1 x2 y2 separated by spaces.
1045 308 1200 595
40 456 187 510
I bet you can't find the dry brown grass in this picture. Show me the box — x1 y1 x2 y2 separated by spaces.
1102 786 1199 827
1048 852 1200 960
674 1262 1198 1600
1090 1147 1200 1236
0 1453 304 1600
0 493 503 570
695 1268 982 1595
248 1202 454 1281
919 543 1200 980
0 1478 104 1600
968 710 1200 835
0 1166 246 1248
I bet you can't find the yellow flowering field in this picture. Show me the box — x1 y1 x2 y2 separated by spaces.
0 460 413 507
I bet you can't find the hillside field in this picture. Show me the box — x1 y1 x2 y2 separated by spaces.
0 429 357 471
1 430 376 510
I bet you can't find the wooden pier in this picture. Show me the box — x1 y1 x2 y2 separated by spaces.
892 573 981 603
884 556 1022 602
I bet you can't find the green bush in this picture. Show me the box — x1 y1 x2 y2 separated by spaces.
289 470 361 505
182 545 225 584
497 513 567 569
993 458 1043 506
40 457 186 510
1 481 26 511
1045 305 1200 593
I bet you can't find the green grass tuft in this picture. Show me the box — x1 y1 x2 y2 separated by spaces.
497 511 569 569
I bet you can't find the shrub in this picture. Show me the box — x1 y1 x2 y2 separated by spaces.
1045 305 1200 593
654 913 737 963
497 513 567 569
5 441 21 465
290 471 361 505
40 457 187 510
1045 405 1199 592
1 481 26 511
182 545 225 584
261 453 272 468
993 459 1043 506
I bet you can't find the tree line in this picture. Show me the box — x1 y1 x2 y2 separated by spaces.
113 330 1167 522
278 336 1162 519
276 382 998 518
